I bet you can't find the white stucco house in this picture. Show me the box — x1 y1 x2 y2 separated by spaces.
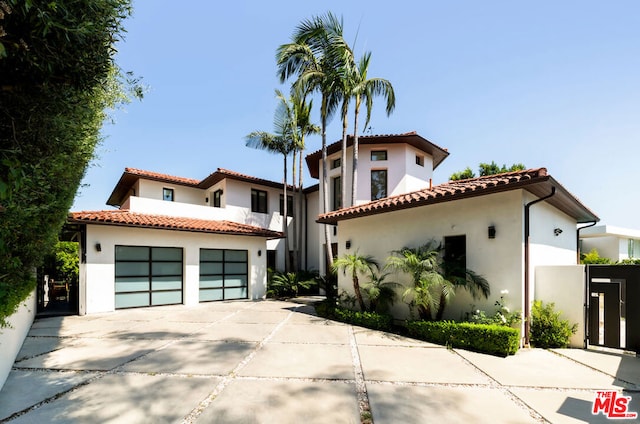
580 225 640 261
67 131 599 339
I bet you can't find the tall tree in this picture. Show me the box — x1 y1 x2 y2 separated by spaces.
450 162 526 181
350 51 395 206
277 12 352 271
245 90 304 271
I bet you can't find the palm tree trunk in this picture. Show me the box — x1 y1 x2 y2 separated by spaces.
351 101 360 206
283 155 290 272
291 150 298 272
321 100 334 272
435 293 447 321
297 145 304 271
353 275 366 311
340 105 348 208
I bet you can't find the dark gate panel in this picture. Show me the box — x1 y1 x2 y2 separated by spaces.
588 265 640 352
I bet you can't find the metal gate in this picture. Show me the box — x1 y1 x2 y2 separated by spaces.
587 265 640 352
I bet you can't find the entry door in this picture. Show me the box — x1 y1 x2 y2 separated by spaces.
589 281 621 348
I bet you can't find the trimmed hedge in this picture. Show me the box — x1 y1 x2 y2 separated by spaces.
315 303 393 332
406 320 520 357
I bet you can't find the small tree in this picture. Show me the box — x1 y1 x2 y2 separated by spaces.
530 300 577 348
361 271 401 313
333 252 379 311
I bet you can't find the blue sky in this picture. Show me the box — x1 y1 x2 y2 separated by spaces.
73 0 640 228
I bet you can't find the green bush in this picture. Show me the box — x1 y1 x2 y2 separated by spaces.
315 303 393 332
530 300 577 348
406 320 520 357
267 270 318 298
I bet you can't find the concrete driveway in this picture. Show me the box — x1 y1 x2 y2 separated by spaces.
1 299 639 423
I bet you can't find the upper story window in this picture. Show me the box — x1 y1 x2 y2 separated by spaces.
371 150 387 161
416 155 425 167
212 189 222 208
331 158 341 169
370 170 387 201
629 239 640 258
279 194 294 217
163 188 174 202
251 189 267 213
332 176 342 210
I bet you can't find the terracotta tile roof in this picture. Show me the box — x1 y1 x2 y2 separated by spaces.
305 131 450 179
124 168 200 186
317 168 599 224
198 168 294 191
69 210 283 238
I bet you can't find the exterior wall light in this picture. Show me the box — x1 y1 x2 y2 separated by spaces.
488 226 496 239
95 243 102 252
258 249 262 256
554 228 563 236
346 240 351 250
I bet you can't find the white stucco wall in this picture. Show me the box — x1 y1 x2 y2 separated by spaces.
535 265 585 348
81 225 268 315
305 190 321 273
0 290 36 391
137 179 205 205
581 236 623 261
335 190 526 321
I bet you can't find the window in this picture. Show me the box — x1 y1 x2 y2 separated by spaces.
331 158 341 169
115 246 183 308
212 189 222 208
251 189 267 213
629 239 640 258
444 235 466 278
332 176 342 210
371 150 387 161
266 250 277 270
163 188 174 202
371 170 387 200
279 194 294 217
416 155 424 167
199 249 248 301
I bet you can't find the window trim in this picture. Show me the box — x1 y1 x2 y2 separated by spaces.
212 189 222 208
331 158 341 169
251 188 268 213
371 150 388 161
416 155 425 167
370 169 387 201
279 194 294 217
163 187 174 202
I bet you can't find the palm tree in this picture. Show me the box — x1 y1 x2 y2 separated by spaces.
435 263 490 320
362 271 401 313
332 251 379 311
385 242 453 320
277 12 352 270
350 51 395 206
246 90 303 271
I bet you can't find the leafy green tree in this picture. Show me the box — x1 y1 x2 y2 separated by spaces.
0 0 138 327
350 51 395 206
277 12 351 270
450 162 526 181
580 248 613 264
333 251 379 311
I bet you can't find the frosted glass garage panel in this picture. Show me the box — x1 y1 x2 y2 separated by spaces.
225 276 247 287
200 263 223 275
225 250 247 261
199 276 224 289
199 289 224 302
225 263 247 274
152 291 182 305
152 277 182 290
115 292 149 308
200 249 223 261
152 247 182 261
152 262 182 276
116 246 149 261
115 277 149 293
115 262 148 277
224 287 247 299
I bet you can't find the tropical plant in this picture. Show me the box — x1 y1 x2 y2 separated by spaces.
268 270 318 298
277 12 352 269
386 242 454 320
436 263 490 320
350 51 395 206
530 300 577 348
580 248 613 264
361 271 401 313
332 251 379 311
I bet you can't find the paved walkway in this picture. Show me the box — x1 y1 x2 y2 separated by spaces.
1 300 639 423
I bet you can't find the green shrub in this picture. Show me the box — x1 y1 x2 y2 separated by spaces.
530 300 577 348
406 320 520 357
314 302 393 332
267 270 318 298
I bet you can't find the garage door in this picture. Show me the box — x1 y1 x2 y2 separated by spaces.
199 249 248 302
115 246 183 308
